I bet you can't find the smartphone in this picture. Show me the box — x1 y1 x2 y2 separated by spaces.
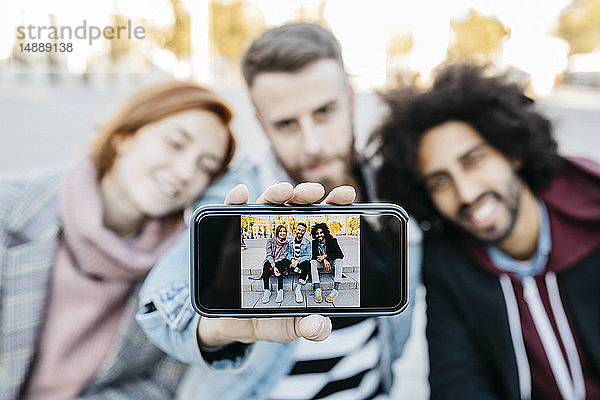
190 203 408 317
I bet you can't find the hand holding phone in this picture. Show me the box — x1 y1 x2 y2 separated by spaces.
196 182 354 348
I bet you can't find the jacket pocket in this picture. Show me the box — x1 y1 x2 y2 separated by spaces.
141 282 195 332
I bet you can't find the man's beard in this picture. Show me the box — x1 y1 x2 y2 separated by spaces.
454 174 522 244
276 134 357 195
489 183 521 245
279 154 356 195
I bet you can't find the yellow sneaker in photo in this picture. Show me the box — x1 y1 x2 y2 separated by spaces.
326 289 338 303
314 288 322 303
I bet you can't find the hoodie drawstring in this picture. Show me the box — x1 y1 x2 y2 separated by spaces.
545 272 586 400
500 273 585 400
500 274 532 400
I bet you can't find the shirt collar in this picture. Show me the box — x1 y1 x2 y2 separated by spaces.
487 200 552 279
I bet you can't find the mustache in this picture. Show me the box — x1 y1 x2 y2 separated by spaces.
458 191 501 219
303 155 346 170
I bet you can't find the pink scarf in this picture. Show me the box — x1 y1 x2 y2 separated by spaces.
25 156 185 399
274 237 287 261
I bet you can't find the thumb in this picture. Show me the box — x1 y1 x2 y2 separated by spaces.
295 315 331 342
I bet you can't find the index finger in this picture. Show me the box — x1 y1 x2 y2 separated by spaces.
287 182 325 204
256 182 294 204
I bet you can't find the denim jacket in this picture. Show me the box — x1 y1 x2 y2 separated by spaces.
287 236 312 264
136 154 423 399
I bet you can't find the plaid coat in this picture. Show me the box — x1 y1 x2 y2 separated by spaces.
0 170 186 399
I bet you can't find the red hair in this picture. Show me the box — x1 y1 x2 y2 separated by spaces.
92 80 236 182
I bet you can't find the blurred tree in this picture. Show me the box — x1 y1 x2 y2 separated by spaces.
348 216 359 236
447 9 510 64
10 9 28 64
330 221 342 236
388 33 413 57
385 32 416 88
146 0 191 61
210 0 263 61
109 13 132 64
296 0 328 27
165 0 191 59
556 0 600 55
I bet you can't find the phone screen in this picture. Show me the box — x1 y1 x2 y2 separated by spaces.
191 205 407 316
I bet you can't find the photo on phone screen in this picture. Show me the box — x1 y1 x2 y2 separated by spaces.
191 204 408 317
241 214 360 308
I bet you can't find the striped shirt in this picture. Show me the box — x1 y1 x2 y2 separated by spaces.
267 318 387 399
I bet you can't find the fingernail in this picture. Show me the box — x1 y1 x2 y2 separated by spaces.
310 319 326 339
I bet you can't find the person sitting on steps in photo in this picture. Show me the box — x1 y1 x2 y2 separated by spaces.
261 224 291 303
310 222 344 303
289 222 312 303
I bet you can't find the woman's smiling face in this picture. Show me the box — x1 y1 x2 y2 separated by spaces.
105 109 229 219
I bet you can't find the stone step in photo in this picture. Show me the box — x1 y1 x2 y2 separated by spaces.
241 273 360 292
242 286 361 308
241 265 358 276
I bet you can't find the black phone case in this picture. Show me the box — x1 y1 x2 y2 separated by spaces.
190 203 409 317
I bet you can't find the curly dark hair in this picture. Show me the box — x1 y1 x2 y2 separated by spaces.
370 63 563 233
311 222 332 240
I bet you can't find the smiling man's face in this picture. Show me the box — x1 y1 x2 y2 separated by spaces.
416 121 523 243
315 228 326 243
296 224 306 240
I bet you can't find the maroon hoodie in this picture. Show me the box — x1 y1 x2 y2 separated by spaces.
465 157 600 399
